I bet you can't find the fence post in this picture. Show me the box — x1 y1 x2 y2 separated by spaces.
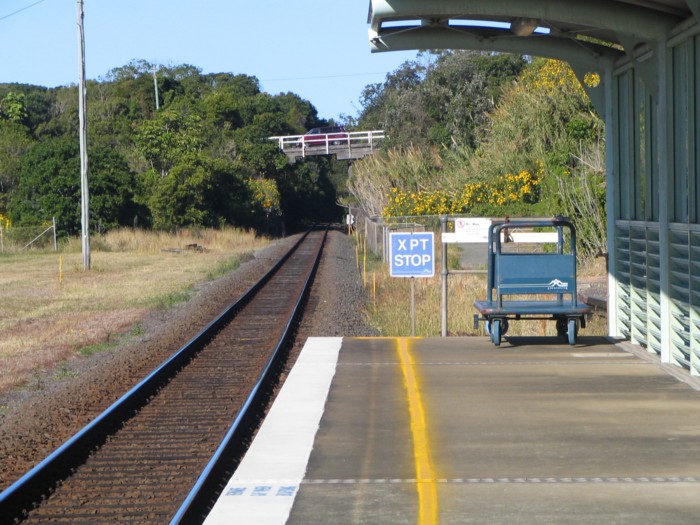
53 217 57 251
441 215 448 337
410 277 416 337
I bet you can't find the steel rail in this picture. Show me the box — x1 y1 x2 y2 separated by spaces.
171 227 327 524
0 229 317 523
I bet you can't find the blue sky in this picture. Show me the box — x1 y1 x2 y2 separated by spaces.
0 0 418 122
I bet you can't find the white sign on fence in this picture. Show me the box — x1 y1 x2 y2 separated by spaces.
442 217 491 244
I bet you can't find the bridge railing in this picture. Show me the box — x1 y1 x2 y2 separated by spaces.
268 130 385 160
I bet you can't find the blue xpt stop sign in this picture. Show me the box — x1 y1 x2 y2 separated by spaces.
389 232 435 278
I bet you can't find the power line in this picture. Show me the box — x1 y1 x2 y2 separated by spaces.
0 0 48 22
261 71 388 82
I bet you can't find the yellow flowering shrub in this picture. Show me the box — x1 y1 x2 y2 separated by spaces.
246 177 281 214
522 58 586 99
0 213 11 229
583 72 601 88
383 170 540 217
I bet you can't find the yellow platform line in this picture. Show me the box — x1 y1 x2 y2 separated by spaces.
396 337 439 525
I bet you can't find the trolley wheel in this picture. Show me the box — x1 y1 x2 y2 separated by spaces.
567 318 579 345
555 317 567 337
501 319 509 336
491 319 502 346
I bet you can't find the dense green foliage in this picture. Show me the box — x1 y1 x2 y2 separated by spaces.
0 60 346 236
349 51 606 262
10 137 141 234
0 52 608 260
357 51 526 149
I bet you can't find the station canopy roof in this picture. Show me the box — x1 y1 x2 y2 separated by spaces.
368 0 698 70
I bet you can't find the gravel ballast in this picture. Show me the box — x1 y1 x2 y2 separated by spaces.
0 229 375 490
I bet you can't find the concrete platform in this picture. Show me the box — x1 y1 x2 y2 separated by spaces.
205 336 700 524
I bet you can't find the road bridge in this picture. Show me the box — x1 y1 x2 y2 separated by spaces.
368 0 700 378
269 130 385 162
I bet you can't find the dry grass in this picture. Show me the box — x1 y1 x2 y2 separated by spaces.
358 234 608 338
0 227 270 394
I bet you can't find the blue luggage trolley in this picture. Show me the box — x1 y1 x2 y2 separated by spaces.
473 218 592 346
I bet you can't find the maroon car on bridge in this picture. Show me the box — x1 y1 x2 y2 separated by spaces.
298 126 349 147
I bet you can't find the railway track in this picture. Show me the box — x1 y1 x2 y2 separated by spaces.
0 228 327 524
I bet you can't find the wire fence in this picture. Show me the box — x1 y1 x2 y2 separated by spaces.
0 218 57 253
364 214 472 260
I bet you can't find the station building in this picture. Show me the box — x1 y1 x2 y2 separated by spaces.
368 0 700 375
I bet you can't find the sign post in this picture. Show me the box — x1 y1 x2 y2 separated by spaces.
440 217 492 336
389 232 435 335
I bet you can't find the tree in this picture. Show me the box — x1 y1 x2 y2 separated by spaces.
1 62 348 236
358 58 427 148
0 121 32 200
0 84 53 134
89 147 144 231
135 109 204 178
421 51 525 148
0 92 28 124
358 51 525 149
274 92 320 133
147 155 250 229
9 138 139 235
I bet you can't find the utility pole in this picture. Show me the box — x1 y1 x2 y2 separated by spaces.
153 66 160 110
77 0 90 269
